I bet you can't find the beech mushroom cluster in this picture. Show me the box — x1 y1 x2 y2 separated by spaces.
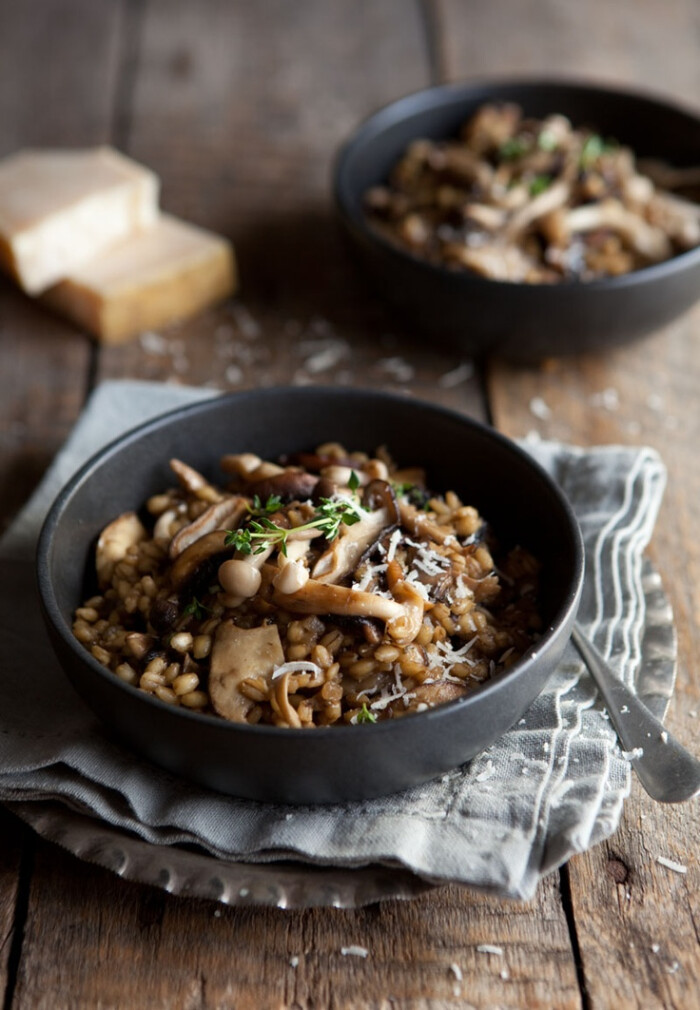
364 102 700 282
76 444 543 728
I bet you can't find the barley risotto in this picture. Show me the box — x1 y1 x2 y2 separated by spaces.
364 101 700 282
73 444 543 728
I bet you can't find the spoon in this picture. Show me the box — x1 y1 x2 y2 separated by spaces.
571 624 700 803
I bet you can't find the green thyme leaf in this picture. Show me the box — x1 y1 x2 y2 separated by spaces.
499 136 530 161
356 703 377 724
537 129 558 152
579 134 616 169
224 496 364 557
529 174 552 197
249 493 283 516
183 596 210 620
348 470 360 492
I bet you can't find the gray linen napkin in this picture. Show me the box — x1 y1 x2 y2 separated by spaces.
0 380 670 899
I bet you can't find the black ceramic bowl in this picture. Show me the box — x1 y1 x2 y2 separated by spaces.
334 78 700 360
37 387 583 804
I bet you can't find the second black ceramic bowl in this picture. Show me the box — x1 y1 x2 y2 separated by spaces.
334 78 700 359
37 387 583 804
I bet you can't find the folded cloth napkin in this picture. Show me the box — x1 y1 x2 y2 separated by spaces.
0 381 671 900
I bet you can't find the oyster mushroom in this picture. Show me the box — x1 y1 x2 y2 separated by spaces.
311 481 398 585
563 199 672 261
96 511 147 587
385 559 427 645
399 501 456 546
169 530 230 590
169 495 248 559
273 572 425 646
209 621 285 723
169 458 223 503
246 469 319 504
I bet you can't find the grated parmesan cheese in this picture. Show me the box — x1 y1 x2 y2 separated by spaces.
271 660 322 681
656 856 687 874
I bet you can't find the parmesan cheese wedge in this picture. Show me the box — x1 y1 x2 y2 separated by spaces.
43 213 237 343
0 147 159 293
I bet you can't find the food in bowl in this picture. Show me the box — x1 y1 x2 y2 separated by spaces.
72 442 543 728
364 101 700 282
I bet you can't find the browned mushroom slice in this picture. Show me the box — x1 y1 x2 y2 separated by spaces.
169 496 248 559
399 501 456 546
646 191 700 249
564 200 672 261
169 458 224 503
636 159 700 193
209 621 285 723
505 180 571 240
385 560 426 645
96 511 147 588
411 680 468 708
246 469 319 504
273 579 405 624
461 102 522 155
311 487 397 585
169 530 230 590
443 241 542 282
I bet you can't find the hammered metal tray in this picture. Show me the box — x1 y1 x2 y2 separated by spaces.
8 563 676 909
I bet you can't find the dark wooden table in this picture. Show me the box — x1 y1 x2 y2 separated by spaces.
1 2 698 1007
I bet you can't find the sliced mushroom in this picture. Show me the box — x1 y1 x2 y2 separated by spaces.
96 511 147 587
273 579 406 624
385 560 426 645
411 680 468 708
646 191 700 249
271 671 302 728
505 180 571 241
246 469 318 504
399 501 456 546
443 241 542 282
273 576 424 646
169 496 248 559
209 621 285 723
564 199 672 260
169 530 230 590
169 458 223 503
311 488 397 586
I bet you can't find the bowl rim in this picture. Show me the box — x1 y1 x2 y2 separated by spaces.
36 385 585 740
333 74 700 293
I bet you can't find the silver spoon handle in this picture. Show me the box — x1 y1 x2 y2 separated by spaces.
571 624 700 803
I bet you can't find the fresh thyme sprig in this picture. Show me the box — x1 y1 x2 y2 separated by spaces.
248 493 283 516
356 702 377 724
225 495 363 557
183 595 211 620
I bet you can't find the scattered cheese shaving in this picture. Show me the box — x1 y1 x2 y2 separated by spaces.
271 660 322 681
449 963 463 981
656 856 687 874
476 944 504 956
340 945 369 958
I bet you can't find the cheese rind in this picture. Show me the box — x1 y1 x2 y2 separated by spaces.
0 147 159 293
43 214 237 343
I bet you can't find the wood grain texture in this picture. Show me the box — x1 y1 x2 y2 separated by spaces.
439 2 700 1006
12 840 580 1010
435 0 700 103
0 0 127 532
93 0 486 419
0 810 26 1002
485 315 700 1010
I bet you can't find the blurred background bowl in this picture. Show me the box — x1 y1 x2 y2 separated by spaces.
334 78 700 360
37 387 583 804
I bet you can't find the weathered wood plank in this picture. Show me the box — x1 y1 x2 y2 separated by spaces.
439 2 700 1005
93 0 485 418
0 0 127 533
486 315 700 1010
12 839 580 1010
0 4 128 1005
436 0 700 102
0 809 26 1006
